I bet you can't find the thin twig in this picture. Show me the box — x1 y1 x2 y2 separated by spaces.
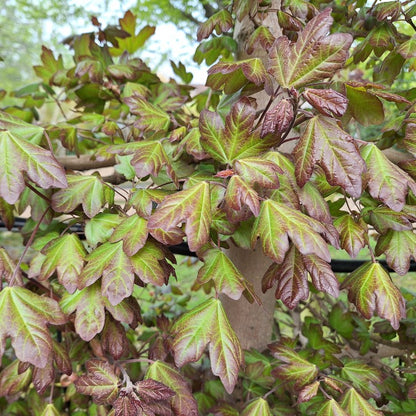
26 182 51 203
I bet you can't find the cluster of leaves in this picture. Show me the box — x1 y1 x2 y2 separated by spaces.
0 1 416 415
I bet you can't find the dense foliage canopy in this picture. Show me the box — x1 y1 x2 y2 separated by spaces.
1 1 416 415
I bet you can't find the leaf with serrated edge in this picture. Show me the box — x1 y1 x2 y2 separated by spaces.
52 174 113 218
375 230 416 275
294 116 365 198
298 381 320 404
60 283 105 341
361 143 416 211
146 361 198 416
270 341 318 389
304 254 339 298
197 9 233 41
148 182 211 252
40 234 86 293
246 25 275 55
341 262 405 329
334 215 368 258
225 175 260 217
303 88 348 117
340 388 383 415
234 157 282 188
0 130 67 204
109 215 148 256
252 199 331 264
0 286 66 367
197 249 247 300
241 398 272 416
172 298 243 393
75 359 119 405
269 8 352 89
317 399 348 416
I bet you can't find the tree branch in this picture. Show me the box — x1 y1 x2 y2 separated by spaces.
57 155 116 171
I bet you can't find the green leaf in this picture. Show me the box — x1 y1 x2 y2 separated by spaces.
130 240 175 286
341 360 382 399
107 140 177 183
52 174 114 218
269 340 318 389
368 206 412 234
75 359 119 405
172 298 243 394
294 116 365 198
197 249 248 300
40 404 61 416
200 99 271 164
316 399 348 416
375 230 416 275
397 35 416 59
0 197 14 230
0 130 67 204
60 283 105 341
334 215 368 258
346 84 384 126
146 361 198 416
79 241 134 305
269 8 352 89
0 286 66 367
0 360 32 398
360 143 416 211
241 398 272 416
40 233 86 293
123 96 170 132
234 157 282 188
127 188 167 218
246 25 275 55
85 213 122 246
109 215 148 256
197 9 233 41
0 248 22 285
252 199 331 264
341 262 405 329
340 388 383 415
148 182 211 252
0 110 44 144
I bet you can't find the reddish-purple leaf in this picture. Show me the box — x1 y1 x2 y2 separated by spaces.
304 254 339 298
260 98 294 139
341 262 405 330
113 390 142 416
334 215 368 258
197 9 233 41
75 359 119 405
225 175 260 218
0 197 14 230
0 286 66 368
33 356 55 394
234 157 282 189
246 25 275 55
102 318 129 360
0 248 22 286
303 88 348 117
294 116 365 198
148 182 211 252
269 8 353 89
135 379 175 402
52 339 72 375
297 381 320 404
0 360 32 400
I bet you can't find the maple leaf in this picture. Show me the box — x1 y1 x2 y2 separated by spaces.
360 143 416 211
0 129 67 204
234 157 282 188
375 230 416 275
148 182 211 252
197 9 233 41
0 248 22 285
146 361 198 416
172 298 243 394
40 404 61 416
75 359 119 405
246 25 275 55
0 110 44 144
107 141 177 184
368 206 412 234
131 240 175 286
197 248 253 301
79 241 134 305
109 215 148 256
199 98 271 164
52 174 114 218
303 88 348 118
260 98 293 139
334 215 368 258
225 175 260 218
102 318 129 360
127 188 168 218
269 340 318 389
294 115 365 198
85 213 122 246
252 199 331 264
135 378 175 402
0 286 66 367
316 399 349 416
39 233 86 293
241 398 272 416
304 254 339 298
268 8 353 89
0 360 32 399
297 381 320 404
341 262 405 329
340 388 383 416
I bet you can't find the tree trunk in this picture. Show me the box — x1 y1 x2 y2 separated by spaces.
221 1 283 351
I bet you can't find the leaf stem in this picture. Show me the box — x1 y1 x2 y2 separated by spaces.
25 182 51 203
10 207 51 286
